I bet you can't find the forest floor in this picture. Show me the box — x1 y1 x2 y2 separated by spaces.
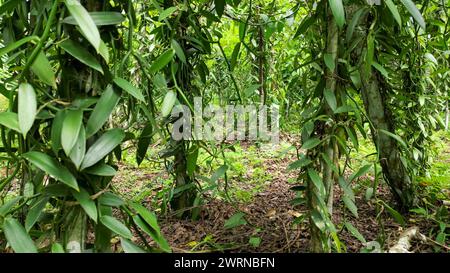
113 131 450 253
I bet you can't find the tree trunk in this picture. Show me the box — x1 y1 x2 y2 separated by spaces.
359 68 415 210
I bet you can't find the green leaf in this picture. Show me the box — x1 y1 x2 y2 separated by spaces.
372 62 389 78
311 211 326 231
0 112 20 132
23 151 79 191
63 11 125 26
86 85 120 137
214 0 225 17
230 43 241 71
308 169 326 197
324 53 335 71
385 0 402 27
60 39 103 74
25 197 48 231
120 238 145 253
171 39 186 64
294 15 316 38
187 146 199 177
328 0 346 28
0 197 22 217
302 137 322 150
287 157 312 171
31 51 56 88
0 35 39 56
346 8 366 41
344 222 366 243
0 0 21 17
72 188 97 222
158 7 177 21
161 90 177 117
381 201 406 226
81 128 125 170
224 212 247 229
18 83 37 136
379 129 407 148
136 124 153 166
51 110 66 154
51 243 65 253
61 109 83 156
100 215 132 239
211 165 228 183
69 126 86 170
324 88 337 111
349 164 372 182
400 0 426 30
113 78 145 102
3 217 37 253
343 195 358 218
249 237 261 248
150 49 175 74
84 163 117 176
99 192 125 207
64 0 101 51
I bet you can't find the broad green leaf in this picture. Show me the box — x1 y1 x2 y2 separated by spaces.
214 0 225 17
400 0 426 30
100 215 132 239
350 164 372 182
84 163 117 176
129 203 161 236
31 51 56 88
424 53 438 65
302 137 322 150
346 8 366 41
150 49 175 74
51 243 65 253
186 146 199 177
51 110 66 154
381 201 406 226
372 62 389 78
311 211 326 231
113 78 145 102
0 0 21 16
98 40 110 63
0 196 22 216
0 112 20 132
60 39 103 74
385 0 402 27
61 109 83 156
136 124 153 166
161 90 177 117
343 195 358 218
25 197 48 231
344 222 366 243
328 0 346 28
324 53 335 71
18 83 37 136
120 238 145 253
379 129 407 148
287 157 312 171
294 15 316 38
63 11 125 26
64 0 101 51
224 212 247 229
211 165 228 183
81 128 125 170
230 43 241 70
86 85 120 137
23 151 79 191
72 188 97 222
99 192 125 207
308 169 326 197
0 36 39 56
324 88 337 111
3 217 38 253
171 39 186 64
158 7 177 21
69 126 86 170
